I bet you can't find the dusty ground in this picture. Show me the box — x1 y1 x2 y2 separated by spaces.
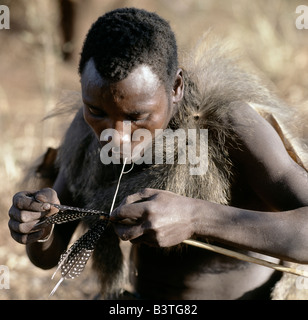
0 0 308 300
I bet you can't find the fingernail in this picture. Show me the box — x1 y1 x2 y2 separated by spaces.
42 203 51 211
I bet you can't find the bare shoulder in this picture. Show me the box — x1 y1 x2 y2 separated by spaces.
224 101 308 210
224 101 290 163
226 101 273 134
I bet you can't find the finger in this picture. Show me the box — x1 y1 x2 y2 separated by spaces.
9 229 45 245
130 227 170 247
8 219 40 234
110 202 148 222
34 188 60 216
9 205 46 223
33 219 49 229
130 233 157 247
34 188 59 206
13 191 52 212
120 188 156 206
113 223 143 241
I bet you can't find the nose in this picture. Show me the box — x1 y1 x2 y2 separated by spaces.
102 120 131 150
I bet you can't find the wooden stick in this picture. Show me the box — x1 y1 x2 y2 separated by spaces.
183 239 308 278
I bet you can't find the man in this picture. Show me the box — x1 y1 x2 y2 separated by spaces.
8 8 308 299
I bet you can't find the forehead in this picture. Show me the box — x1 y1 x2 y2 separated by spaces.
81 59 162 102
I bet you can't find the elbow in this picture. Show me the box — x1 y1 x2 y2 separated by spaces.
286 247 308 265
276 207 308 264
285 218 308 264
287 253 308 265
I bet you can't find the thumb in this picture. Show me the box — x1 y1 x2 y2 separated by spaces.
33 188 59 215
110 202 144 225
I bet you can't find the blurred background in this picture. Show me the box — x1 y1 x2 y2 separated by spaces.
0 0 307 300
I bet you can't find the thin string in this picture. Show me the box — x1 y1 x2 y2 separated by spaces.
109 157 133 214
123 161 135 174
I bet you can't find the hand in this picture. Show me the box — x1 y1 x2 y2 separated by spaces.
8 188 59 244
110 188 198 247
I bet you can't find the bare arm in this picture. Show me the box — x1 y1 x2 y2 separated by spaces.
200 101 308 262
111 102 308 263
227 101 308 211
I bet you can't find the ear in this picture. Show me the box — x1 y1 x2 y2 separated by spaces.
172 68 184 104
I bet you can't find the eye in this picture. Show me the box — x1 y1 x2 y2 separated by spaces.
86 105 107 117
126 112 150 123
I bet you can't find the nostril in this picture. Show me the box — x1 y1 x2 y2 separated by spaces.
112 146 121 154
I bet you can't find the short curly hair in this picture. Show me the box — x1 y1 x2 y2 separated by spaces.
79 7 178 91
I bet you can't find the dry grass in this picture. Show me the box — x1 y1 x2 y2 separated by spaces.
0 0 307 300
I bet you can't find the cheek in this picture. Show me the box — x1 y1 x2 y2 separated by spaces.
153 95 173 129
129 117 167 149
148 108 171 131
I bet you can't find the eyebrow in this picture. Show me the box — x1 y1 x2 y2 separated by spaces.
83 99 102 109
84 102 149 114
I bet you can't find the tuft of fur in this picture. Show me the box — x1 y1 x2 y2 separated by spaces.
271 263 308 300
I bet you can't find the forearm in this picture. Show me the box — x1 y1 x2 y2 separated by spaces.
26 221 78 269
26 225 67 269
193 200 308 263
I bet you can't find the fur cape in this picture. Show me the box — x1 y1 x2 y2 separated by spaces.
32 35 308 299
